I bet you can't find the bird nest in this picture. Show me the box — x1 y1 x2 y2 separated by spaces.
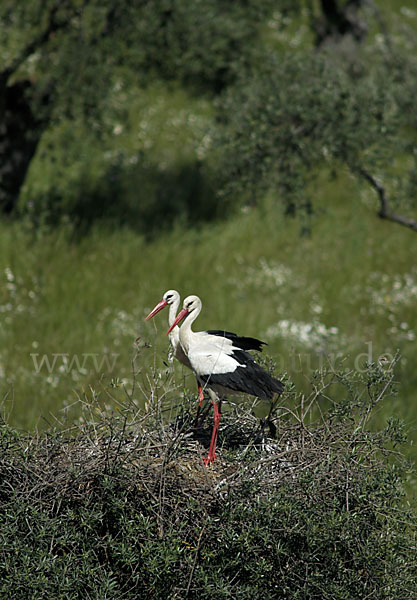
2 393 390 522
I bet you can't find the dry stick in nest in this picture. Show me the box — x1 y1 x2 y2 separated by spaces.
156 416 203 537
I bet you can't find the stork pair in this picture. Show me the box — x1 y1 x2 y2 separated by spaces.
145 291 283 465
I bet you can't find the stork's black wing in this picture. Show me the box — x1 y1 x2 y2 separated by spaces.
206 330 266 352
199 349 283 401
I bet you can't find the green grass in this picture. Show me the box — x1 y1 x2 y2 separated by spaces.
18 81 216 236
1 64 417 467
1 174 417 449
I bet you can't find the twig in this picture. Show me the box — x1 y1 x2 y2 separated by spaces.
356 167 417 233
185 523 207 598
2 1 77 84
345 469 350 512
300 394 305 450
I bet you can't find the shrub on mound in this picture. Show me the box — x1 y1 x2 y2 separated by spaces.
0 363 416 599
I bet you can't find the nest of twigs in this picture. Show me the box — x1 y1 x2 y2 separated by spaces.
1 362 416 600
1 390 399 517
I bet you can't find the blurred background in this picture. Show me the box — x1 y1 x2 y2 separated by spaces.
0 1 416 468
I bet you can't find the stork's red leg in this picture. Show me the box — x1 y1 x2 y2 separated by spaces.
198 384 204 408
194 383 213 428
203 399 221 465
193 383 207 428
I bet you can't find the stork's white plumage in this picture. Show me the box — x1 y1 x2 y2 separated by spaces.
167 295 283 465
145 290 267 416
145 289 205 412
144 290 191 369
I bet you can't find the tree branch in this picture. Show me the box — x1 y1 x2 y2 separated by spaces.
356 166 417 233
1 1 77 85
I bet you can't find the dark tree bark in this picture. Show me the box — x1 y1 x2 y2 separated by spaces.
0 80 49 214
356 167 417 234
0 1 75 214
312 0 368 47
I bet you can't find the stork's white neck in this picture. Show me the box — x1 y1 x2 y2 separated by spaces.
167 295 181 347
168 297 180 328
178 305 201 353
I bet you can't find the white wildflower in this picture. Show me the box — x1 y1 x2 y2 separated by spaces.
311 303 323 314
266 318 341 350
5 267 14 282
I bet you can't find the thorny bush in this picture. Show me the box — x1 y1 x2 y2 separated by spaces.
0 360 416 599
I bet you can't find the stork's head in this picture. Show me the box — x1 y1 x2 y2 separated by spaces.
163 289 180 305
144 289 180 321
182 295 201 314
166 295 201 334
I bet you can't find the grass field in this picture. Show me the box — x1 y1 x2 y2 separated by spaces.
1 176 416 468
1 1 417 482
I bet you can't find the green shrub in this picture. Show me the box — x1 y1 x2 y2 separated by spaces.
0 362 415 599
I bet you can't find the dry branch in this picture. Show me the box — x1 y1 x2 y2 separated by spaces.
356 166 417 233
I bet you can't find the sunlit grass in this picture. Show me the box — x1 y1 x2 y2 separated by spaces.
17 81 217 240
1 170 416 454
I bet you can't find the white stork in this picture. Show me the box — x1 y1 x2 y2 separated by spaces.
145 290 267 423
145 290 192 371
167 295 283 465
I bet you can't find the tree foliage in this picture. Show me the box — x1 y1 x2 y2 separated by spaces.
1 1 416 233
0 0 279 216
215 35 417 230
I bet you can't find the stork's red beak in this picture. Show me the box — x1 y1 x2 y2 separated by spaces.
144 299 168 321
166 307 189 335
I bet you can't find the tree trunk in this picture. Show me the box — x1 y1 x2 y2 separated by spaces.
0 80 48 214
312 0 368 47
